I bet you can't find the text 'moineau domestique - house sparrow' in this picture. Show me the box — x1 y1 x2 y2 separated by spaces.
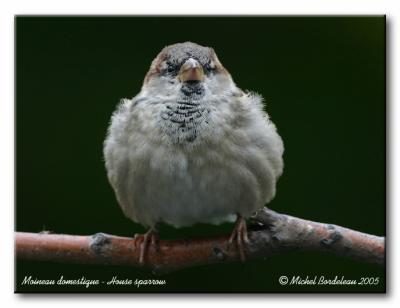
104 42 284 263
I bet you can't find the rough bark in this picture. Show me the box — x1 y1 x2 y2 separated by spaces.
15 208 385 273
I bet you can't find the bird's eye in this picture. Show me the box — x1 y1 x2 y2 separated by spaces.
204 61 216 74
164 61 177 75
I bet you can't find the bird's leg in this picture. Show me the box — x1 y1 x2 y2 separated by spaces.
227 215 250 262
133 227 159 265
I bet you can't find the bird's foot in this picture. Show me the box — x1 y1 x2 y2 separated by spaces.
133 228 159 265
227 215 250 262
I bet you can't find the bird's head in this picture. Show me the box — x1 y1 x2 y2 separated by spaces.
142 42 240 100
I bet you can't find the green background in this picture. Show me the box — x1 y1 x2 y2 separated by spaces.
16 17 386 293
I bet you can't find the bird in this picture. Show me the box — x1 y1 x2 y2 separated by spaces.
103 42 284 264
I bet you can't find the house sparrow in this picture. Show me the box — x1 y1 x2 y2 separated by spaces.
104 42 284 264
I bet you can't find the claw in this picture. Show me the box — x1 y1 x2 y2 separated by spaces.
227 215 250 262
133 228 159 265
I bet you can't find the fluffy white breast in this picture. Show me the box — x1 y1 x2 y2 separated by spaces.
104 92 284 228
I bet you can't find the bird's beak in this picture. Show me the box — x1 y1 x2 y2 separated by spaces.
178 58 204 83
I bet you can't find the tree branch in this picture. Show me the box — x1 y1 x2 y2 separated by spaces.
15 208 385 273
